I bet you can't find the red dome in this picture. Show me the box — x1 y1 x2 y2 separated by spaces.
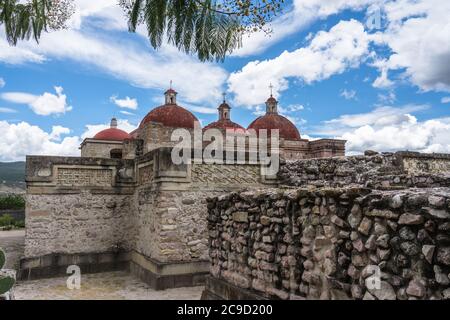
93 128 131 141
204 119 244 131
248 114 301 140
140 104 199 129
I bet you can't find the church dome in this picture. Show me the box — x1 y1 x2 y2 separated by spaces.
204 100 244 131
248 94 301 140
204 119 244 131
248 114 301 140
140 104 199 129
139 88 199 129
93 118 131 141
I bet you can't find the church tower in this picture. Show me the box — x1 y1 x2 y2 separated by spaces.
218 94 231 120
266 84 278 114
165 82 177 105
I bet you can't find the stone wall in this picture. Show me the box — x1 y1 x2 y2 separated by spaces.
24 156 136 259
80 139 124 158
132 149 270 264
25 192 133 258
279 151 450 189
205 187 450 300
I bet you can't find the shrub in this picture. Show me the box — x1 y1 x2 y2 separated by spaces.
0 194 25 210
0 214 14 227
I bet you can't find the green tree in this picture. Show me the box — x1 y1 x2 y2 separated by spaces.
0 0 285 61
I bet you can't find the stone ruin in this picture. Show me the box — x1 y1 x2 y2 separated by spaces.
202 151 450 300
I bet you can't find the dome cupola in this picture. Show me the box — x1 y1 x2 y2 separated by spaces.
204 94 244 131
247 88 301 141
93 118 131 141
139 86 199 129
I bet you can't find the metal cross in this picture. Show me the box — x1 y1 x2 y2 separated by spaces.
269 83 274 96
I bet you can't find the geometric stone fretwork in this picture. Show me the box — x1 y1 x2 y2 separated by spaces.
56 168 113 187
191 164 260 185
139 164 154 185
403 158 450 175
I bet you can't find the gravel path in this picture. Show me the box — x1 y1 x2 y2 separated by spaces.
0 230 25 270
14 271 204 300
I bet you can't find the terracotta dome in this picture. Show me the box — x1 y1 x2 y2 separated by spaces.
248 114 301 140
203 119 245 131
94 128 131 141
140 104 199 129
93 118 131 141
140 88 199 129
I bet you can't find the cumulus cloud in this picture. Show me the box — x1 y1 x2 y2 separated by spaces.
233 0 379 57
110 96 138 110
0 77 5 88
0 1 228 106
81 119 137 140
340 89 357 100
441 97 450 104
313 104 450 154
373 0 450 92
0 121 81 161
0 118 138 161
1 87 72 116
228 20 372 106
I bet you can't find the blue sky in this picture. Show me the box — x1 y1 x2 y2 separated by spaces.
0 0 449 161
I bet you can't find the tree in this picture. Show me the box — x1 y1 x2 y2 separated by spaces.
0 0 284 61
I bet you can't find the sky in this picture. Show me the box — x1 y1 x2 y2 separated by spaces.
0 0 449 161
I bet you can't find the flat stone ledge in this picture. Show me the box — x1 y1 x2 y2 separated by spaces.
130 252 209 290
18 252 130 281
201 276 268 300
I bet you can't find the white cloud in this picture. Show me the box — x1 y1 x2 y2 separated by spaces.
377 91 396 104
233 0 378 57
49 125 71 141
321 105 428 131
0 107 16 113
228 20 372 106
119 110 135 116
0 11 228 106
313 104 450 154
110 96 138 110
340 89 357 100
373 0 450 92
0 121 81 161
441 97 450 104
1 86 72 116
82 119 137 139
0 118 139 161
0 77 5 88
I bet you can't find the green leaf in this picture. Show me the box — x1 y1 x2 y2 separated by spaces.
0 249 5 269
0 276 15 295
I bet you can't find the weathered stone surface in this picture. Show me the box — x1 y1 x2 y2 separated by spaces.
233 212 249 223
436 247 450 266
406 280 426 298
369 281 396 300
422 245 435 264
398 214 424 225
424 208 450 219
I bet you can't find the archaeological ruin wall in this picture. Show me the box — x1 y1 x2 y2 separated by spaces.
22 148 275 289
22 156 136 279
203 152 450 300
